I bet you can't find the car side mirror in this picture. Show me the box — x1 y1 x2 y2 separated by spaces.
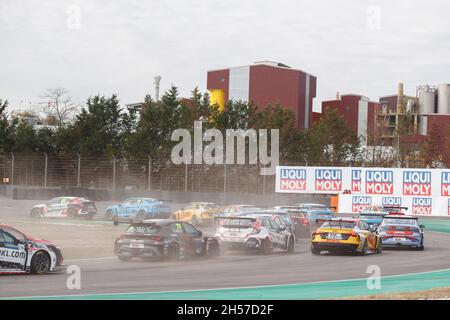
420 224 425 229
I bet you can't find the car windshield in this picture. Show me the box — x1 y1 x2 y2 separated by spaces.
381 218 418 226
321 221 356 229
2 227 27 241
126 224 161 234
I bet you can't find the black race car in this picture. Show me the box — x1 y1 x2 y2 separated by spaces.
114 219 220 261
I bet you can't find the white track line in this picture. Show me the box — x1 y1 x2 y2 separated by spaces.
6 267 450 300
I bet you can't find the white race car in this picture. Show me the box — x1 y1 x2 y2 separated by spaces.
0 226 58 274
214 214 295 254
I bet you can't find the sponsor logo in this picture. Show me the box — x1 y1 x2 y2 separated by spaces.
0 248 26 259
403 171 431 196
382 197 402 206
442 172 450 196
351 170 362 192
365 170 394 195
279 169 307 191
315 169 342 192
352 196 372 213
412 197 432 215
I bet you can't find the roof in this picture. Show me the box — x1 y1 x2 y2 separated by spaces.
207 61 315 77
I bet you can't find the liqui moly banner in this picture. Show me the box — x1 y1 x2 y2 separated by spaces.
275 166 450 216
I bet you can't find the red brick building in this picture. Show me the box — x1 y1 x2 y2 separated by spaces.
207 61 317 129
316 94 381 145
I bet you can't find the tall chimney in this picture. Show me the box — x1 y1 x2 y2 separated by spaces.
397 82 404 113
154 75 161 102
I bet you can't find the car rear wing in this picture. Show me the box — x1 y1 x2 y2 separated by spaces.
383 206 408 210
214 216 256 221
381 215 417 220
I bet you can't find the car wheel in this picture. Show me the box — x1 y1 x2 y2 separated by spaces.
191 215 199 226
376 239 383 254
118 255 132 262
30 251 51 274
136 211 147 222
311 245 321 255
358 240 368 256
260 238 272 255
31 208 44 219
207 240 220 258
287 237 295 253
418 245 425 251
167 244 180 261
105 210 113 221
67 208 77 219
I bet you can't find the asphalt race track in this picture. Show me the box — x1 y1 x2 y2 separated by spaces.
1 231 450 298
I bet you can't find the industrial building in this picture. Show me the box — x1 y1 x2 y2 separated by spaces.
207 61 317 129
319 94 381 145
378 83 450 143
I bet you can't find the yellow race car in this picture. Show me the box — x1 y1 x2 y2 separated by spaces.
311 218 382 255
174 202 220 226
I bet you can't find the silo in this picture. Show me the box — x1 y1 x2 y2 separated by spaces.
418 85 436 114
438 83 450 114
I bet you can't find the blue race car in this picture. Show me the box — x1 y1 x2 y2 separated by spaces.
358 213 386 229
377 215 425 250
105 198 173 226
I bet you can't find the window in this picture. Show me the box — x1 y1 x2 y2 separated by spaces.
261 219 272 229
0 230 16 246
170 223 184 234
122 199 133 206
269 219 280 230
47 198 61 206
183 223 199 235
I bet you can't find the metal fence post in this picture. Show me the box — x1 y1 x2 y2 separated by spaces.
223 163 227 194
147 156 152 191
10 152 14 185
44 153 48 188
77 154 81 187
112 156 116 191
184 161 188 193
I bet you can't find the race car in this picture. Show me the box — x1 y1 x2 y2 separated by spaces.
31 196 97 220
272 206 311 239
174 202 220 225
220 205 267 217
1 225 59 274
0 224 63 266
311 218 382 256
214 215 295 255
361 205 408 216
377 215 425 250
106 198 172 226
114 219 220 261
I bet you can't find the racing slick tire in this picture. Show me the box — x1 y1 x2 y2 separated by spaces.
376 239 383 254
118 255 132 262
259 238 272 255
105 210 114 221
135 210 147 223
31 208 44 219
311 245 321 255
417 245 425 251
67 208 78 219
207 240 220 258
358 240 368 256
287 236 295 253
30 251 51 275
167 244 180 261
191 215 199 226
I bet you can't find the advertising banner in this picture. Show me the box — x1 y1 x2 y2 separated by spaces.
276 166 450 216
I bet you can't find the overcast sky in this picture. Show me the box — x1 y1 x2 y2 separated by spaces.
1 0 450 112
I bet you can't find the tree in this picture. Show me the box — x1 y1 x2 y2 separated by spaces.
307 108 361 166
41 87 80 126
421 123 447 168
